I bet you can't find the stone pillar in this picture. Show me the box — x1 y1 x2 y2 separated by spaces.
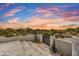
49 36 54 51
72 36 79 56
38 34 43 43
36 34 43 43
72 42 77 56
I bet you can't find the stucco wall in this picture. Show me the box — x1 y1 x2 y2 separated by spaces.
0 35 73 56
36 34 43 43
0 35 35 43
55 39 72 56
50 36 72 56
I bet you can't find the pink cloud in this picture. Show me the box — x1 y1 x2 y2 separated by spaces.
0 18 24 29
34 9 47 17
35 8 49 14
4 6 25 17
34 7 53 17
67 19 79 22
4 13 15 17
0 7 3 10
8 18 20 24
47 6 64 12
61 10 79 18
60 10 79 22
26 17 64 26
0 17 78 30
25 17 73 30
34 6 64 17
0 16 65 29
65 16 79 22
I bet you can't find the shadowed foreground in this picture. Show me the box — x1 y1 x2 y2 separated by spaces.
0 40 55 56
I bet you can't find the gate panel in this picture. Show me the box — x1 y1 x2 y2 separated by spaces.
43 34 50 45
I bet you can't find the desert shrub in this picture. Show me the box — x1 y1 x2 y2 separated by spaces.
58 50 64 56
16 29 27 36
55 34 65 38
0 29 5 36
5 32 14 37
4 28 19 37
65 36 72 38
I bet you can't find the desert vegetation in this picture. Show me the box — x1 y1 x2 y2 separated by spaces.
0 27 79 38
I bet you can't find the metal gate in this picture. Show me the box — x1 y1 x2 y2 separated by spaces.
43 34 50 45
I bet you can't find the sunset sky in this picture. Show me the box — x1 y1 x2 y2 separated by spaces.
0 3 79 29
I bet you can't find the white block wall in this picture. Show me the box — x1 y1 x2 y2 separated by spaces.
0 35 35 43
50 36 72 56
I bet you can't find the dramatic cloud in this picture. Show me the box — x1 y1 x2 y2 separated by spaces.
61 10 79 18
25 17 78 30
35 8 49 14
60 10 79 23
4 6 25 17
0 4 79 30
65 16 79 22
0 16 78 30
0 18 24 29
34 6 64 18
47 6 64 12
8 18 20 24
34 7 53 17
29 17 64 25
